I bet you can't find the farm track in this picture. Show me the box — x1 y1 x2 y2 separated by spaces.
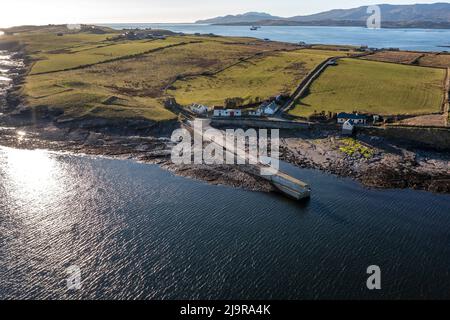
278 56 343 115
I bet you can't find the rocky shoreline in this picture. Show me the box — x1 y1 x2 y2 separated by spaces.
0 120 449 195
0 124 275 193
280 129 450 194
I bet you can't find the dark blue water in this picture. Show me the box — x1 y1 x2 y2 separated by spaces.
0 147 449 300
102 23 450 52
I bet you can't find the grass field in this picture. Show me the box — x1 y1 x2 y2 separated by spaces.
418 53 450 69
168 49 341 107
1 31 117 53
289 58 446 118
362 50 450 69
9 25 444 123
24 40 275 120
30 37 189 74
361 51 424 64
10 26 300 121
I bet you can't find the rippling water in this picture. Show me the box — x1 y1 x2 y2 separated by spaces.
103 23 450 52
1 146 449 300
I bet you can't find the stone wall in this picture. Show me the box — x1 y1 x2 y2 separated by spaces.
211 118 310 130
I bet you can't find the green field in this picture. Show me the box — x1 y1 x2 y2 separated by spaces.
24 40 277 121
169 49 341 107
30 37 189 74
1 31 117 53
10 25 441 123
289 58 446 118
5 26 303 121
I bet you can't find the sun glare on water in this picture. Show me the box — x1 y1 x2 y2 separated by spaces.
1 147 63 207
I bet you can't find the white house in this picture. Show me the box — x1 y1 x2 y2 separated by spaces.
213 107 226 117
213 108 242 117
262 101 279 115
190 104 209 115
337 112 367 125
342 119 355 135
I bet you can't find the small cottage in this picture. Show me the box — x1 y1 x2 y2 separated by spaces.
190 104 208 115
213 107 242 117
213 107 226 117
262 101 279 115
342 119 355 135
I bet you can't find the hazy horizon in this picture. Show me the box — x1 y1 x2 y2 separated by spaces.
0 0 447 28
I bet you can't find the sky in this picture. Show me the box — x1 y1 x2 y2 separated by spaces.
0 0 446 27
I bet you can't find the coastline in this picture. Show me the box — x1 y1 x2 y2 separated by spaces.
0 36 449 196
0 118 448 195
0 124 275 193
280 130 450 194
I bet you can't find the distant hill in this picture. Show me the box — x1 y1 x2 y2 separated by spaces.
195 12 282 24
197 3 450 28
289 3 450 22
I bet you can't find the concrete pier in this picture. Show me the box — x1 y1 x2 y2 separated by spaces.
188 119 311 200
267 170 311 200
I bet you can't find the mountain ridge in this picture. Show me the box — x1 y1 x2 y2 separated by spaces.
195 3 450 28
196 12 282 24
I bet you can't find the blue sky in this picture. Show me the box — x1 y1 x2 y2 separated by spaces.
0 0 446 27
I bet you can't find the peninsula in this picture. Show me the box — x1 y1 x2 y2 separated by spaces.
0 24 449 195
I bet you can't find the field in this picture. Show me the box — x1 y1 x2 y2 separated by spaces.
30 38 190 74
25 40 282 120
168 49 342 107
6 25 444 123
361 51 424 64
289 58 446 118
362 50 450 68
2 30 116 55
418 53 450 68
4 25 307 121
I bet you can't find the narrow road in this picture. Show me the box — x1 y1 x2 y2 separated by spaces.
277 56 342 116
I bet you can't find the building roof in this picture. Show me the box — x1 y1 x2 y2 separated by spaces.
265 101 278 112
344 119 355 125
337 112 367 120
